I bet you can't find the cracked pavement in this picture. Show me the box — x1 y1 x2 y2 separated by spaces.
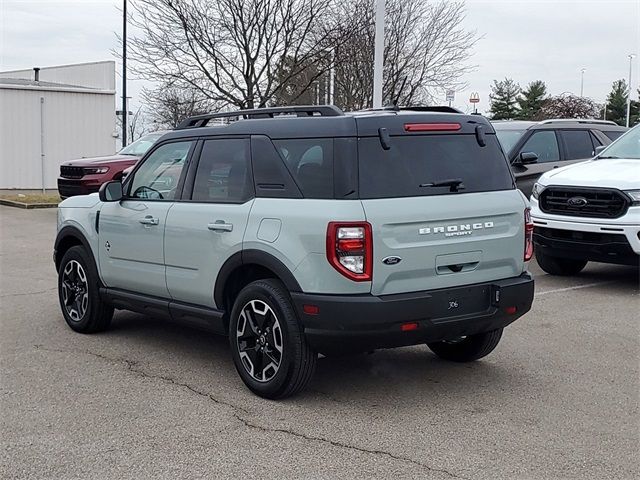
1 205 638 479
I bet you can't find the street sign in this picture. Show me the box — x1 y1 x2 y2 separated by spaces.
469 92 480 104
446 90 455 102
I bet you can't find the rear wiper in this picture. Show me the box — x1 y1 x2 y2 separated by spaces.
419 178 465 192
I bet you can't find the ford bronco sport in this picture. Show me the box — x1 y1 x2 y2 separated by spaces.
54 105 535 399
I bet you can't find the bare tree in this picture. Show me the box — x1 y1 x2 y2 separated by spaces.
535 93 600 120
126 0 355 109
127 106 149 141
142 82 217 128
333 0 478 110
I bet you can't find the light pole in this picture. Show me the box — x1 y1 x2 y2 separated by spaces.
580 68 586 97
122 0 127 148
372 0 385 108
626 54 635 128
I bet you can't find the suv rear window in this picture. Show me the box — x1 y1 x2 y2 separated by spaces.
358 134 513 199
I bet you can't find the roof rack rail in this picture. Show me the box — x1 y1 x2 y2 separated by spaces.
176 105 344 129
538 118 618 126
361 105 463 114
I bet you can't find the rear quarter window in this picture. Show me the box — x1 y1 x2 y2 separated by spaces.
273 138 334 199
358 134 513 199
603 130 625 141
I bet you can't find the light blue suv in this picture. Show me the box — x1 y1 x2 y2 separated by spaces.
54 105 535 398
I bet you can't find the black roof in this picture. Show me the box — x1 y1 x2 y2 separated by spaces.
162 105 494 141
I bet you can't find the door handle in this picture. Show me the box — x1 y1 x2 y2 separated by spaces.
139 215 159 226
208 221 233 232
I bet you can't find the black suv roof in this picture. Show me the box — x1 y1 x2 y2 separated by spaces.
162 105 495 141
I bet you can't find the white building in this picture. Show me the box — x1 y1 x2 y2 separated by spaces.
0 61 117 190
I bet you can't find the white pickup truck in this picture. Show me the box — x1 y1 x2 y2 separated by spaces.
530 125 640 275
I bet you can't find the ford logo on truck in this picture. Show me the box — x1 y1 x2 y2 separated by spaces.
567 196 588 207
419 222 495 237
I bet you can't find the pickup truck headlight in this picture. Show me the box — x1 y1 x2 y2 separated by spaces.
624 190 640 205
531 183 545 200
83 167 109 175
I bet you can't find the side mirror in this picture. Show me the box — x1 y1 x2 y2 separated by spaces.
518 152 539 164
122 166 133 179
99 181 123 202
593 145 606 157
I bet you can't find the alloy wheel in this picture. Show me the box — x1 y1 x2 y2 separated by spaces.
236 300 283 382
61 260 89 322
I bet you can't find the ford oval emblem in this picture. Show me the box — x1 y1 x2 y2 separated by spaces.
567 196 588 207
382 256 402 265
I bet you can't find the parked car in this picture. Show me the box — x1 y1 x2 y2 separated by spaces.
54 105 535 399
57 131 168 198
530 125 640 275
492 119 627 197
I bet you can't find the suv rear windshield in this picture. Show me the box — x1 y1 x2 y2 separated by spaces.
358 134 513 199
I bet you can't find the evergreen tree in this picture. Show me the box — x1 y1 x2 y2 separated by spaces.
605 79 628 126
517 80 547 120
489 78 520 120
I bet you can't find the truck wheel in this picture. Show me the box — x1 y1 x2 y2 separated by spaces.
229 279 317 399
536 250 587 276
427 329 503 362
58 246 113 333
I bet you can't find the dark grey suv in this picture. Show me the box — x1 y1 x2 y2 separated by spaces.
493 119 627 197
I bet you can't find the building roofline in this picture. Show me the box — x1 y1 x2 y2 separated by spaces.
0 60 115 75
0 83 115 95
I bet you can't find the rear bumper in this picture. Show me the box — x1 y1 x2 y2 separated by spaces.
291 273 534 353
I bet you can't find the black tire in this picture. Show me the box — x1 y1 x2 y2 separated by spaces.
536 250 587 276
427 329 503 362
57 245 113 333
229 279 316 399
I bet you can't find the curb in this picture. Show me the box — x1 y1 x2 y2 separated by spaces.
0 199 59 209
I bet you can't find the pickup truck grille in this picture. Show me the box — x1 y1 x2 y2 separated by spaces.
539 187 630 219
60 166 85 179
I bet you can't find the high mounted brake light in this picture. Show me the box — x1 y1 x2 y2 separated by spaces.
404 123 461 132
326 222 372 281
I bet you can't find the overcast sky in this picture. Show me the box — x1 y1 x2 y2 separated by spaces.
1 0 638 114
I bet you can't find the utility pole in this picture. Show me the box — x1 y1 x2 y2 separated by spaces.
122 0 128 148
626 54 635 128
372 0 385 108
580 68 586 97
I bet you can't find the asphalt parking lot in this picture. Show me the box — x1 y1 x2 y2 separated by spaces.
1 205 638 479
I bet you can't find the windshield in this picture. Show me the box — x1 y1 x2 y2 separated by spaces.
119 132 164 156
495 129 526 155
598 125 640 159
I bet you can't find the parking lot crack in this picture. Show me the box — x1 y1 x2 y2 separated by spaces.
232 413 469 479
32 345 249 414
33 344 467 478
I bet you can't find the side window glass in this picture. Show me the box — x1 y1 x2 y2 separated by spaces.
272 138 334 199
128 141 193 200
561 130 596 160
192 139 252 202
519 131 560 163
590 131 603 147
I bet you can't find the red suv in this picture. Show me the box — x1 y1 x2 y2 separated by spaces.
57 131 167 198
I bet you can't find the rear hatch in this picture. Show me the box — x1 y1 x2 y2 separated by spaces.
356 113 526 296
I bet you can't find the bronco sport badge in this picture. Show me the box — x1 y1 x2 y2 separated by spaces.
419 222 495 237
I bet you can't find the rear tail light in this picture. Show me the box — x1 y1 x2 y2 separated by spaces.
326 222 372 281
524 208 534 261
